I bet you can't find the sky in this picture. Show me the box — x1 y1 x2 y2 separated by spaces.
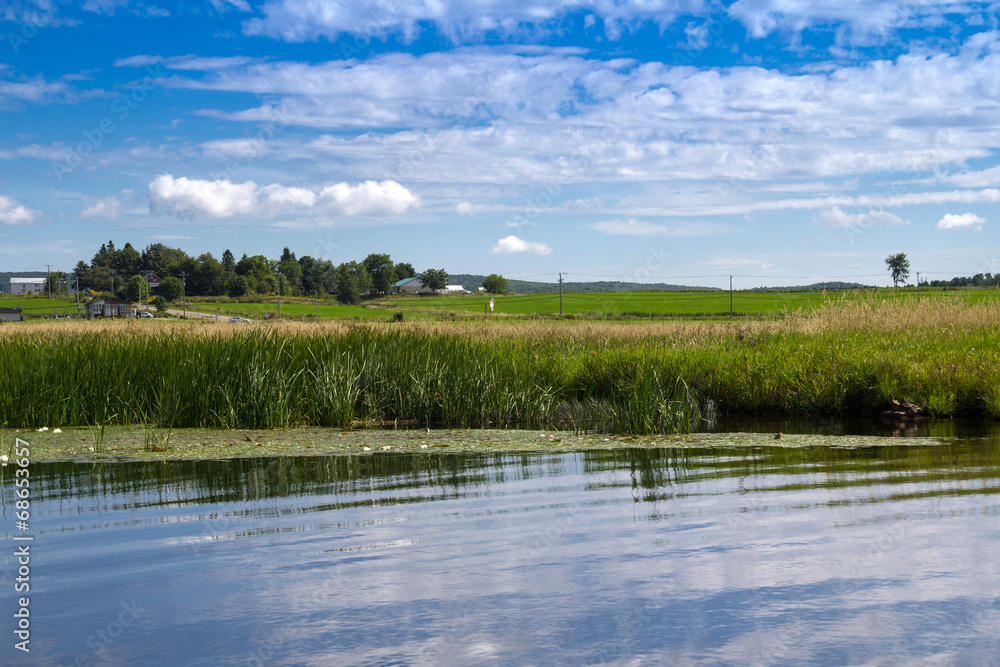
1 0 1000 289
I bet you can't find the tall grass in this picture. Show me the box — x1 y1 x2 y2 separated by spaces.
1 294 998 431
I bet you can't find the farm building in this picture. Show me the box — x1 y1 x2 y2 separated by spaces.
0 307 23 322
9 277 47 294
90 297 137 318
393 277 434 295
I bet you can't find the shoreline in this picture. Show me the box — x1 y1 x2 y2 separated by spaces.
2 425 961 464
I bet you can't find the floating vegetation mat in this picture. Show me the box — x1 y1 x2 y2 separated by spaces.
0 427 956 463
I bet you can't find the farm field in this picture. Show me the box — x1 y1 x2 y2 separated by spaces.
2 287 998 323
183 299 387 320
374 287 1000 318
0 295 81 317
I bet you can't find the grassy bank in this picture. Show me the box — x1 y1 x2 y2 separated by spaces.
0 296 998 432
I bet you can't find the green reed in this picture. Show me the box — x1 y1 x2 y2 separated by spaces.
1 297 999 433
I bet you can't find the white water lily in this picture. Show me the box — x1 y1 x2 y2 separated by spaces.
36 426 48 432
420 444 428 449
382 446 391 450
52 428 62 434
362 446 371 451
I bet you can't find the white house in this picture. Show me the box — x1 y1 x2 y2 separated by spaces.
9 277 47 294
90 298 137 318
440 285 468 294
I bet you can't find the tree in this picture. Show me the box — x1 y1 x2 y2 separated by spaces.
46 271 68 295
395 262 416 279
159 276 184 302
362 253 396 294
125 275 145 302
885 253 910 287
226 274 250 298
335 262 372 305
221 249 236 273
418 268 448 292
482 273 508 294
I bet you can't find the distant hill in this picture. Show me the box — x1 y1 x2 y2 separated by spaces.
447 274 720 294
747 282 874 292
0 271 48 293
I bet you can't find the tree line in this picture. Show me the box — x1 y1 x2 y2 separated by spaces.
64 241 459 305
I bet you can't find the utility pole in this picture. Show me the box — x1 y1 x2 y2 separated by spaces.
180 272 187 318
277 268 282 319
315 290 318 318
916 272 920 304
74 275 80 317
729 275 733 318
46 264 51 298
558 272 563 315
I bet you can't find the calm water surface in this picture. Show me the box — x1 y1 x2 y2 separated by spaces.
2 437 999 665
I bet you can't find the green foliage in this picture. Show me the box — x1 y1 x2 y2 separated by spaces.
226 274 250 298
419 268 448 292
395 262 416 280
159 276 184 302
335 262 371 305
885 253 910 287
362 253 397 294
125 275 145 302
3 300 1000 431
482 273 508 294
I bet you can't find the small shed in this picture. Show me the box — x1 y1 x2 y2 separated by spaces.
0 307 23 322
90 298 137 318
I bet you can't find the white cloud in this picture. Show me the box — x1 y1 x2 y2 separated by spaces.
0 195 39 225
149 174 258 218
242 0 708 42
491 235 553 255
317 180 420 216
81 195 125 220
148 174 419 219
149 36 1000 190
938 212 985 230
727 0 986 46
588 217 730 236
813 207 908 229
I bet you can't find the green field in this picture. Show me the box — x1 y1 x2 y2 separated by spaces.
374 287 1000 318
4 287 998 321
183 299 388 320
0 296 81 317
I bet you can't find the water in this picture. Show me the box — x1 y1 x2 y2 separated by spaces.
2 440 999 665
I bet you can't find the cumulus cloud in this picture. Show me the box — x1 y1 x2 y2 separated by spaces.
317 180 419 216
938 212 985 230
148 174 419 219
491 235 553 255
0 194 39 225
813 207 908 229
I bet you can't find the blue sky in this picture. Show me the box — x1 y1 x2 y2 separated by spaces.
1 0 999 289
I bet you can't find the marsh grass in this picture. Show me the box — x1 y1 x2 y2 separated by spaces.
1 294 998 432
